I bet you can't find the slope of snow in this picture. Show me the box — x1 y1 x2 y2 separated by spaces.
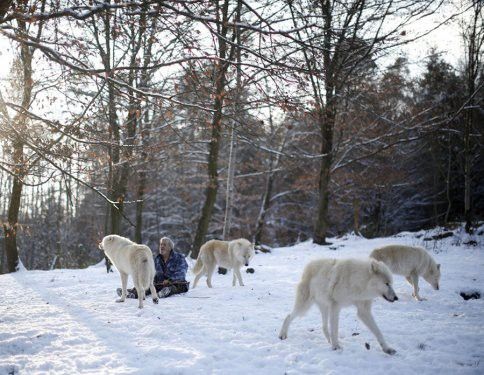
1 226 483 374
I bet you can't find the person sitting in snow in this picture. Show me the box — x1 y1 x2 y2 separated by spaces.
117 236 189 299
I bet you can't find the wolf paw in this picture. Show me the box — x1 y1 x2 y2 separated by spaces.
279 333 287 340
384 347 396 355
332 344 342 351
115 298 125 303
412 293 427 301
153 298 159 304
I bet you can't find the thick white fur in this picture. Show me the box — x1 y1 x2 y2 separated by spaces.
192 239 255 288
279 258 398 355
99 234 158 308
370 245 441 301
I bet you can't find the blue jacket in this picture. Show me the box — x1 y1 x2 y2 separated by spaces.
154 250 188 284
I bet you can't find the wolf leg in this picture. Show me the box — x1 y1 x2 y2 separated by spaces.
410 272 426 301
149 283 159 304
192 265 205 288
329 302 341 350
356 300 395 355
116 272 128 303
316 302 330 343
133 274 146 309
134 279 145 309
234 267 244 286
279 290 314 339
279 313 296 340
206 264 216 288
405 275 413 287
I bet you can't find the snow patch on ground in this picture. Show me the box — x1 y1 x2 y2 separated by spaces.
1 225 483 374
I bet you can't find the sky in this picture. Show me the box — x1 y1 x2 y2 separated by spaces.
0 1 472 83
398 1 467 73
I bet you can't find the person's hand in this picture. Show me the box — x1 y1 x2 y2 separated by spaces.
162 280 170 286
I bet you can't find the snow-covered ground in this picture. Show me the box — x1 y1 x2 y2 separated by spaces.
1 225 483 374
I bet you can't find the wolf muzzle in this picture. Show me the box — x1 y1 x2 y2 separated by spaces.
383 294 398 302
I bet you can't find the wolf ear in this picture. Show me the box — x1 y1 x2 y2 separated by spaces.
370 259 379 274
437 264 441 271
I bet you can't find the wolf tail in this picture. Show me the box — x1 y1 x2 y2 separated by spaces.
192 254 204 275
292 267 314 316
137 247 155 290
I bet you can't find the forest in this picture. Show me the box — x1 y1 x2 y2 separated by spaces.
0 0 482 273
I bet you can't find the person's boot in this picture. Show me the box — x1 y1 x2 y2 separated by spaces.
117 288 137 298
157 286 172 298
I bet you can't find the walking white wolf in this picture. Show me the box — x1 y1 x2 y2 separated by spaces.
192 239 255 288
370 245 441 301
279 258 398 354
99 235 158 308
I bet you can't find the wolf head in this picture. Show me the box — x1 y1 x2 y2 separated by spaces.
99 235 114 251
369 259 398 303
98 234 131 252
423 262 441 291
234 239 255 267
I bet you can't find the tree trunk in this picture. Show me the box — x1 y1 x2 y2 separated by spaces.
464 106 472 233
96 7 123 237
253 165 275 246
222 124 237 240
444 134 452 223
313 106 335 245
109 11 143 237
3 16 33 273
135 110 150 243
135 11 154 244
135 169 146 244
55 180 63 269
192 115 223 258
191 0 231 259
353 198 361 236
253 120 286 246
222 0 242 242
463 1 482 233
0 237 5 274
105 78 118 272
0 0 13 21
3 149 24 273
311 0 335 246
108 79 123 235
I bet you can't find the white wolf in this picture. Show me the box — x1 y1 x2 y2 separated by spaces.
99 234 158 308
279 258 398 355
192 239 255 288
370 245 441 301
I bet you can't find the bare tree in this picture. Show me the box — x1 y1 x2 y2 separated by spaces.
286 0 443 244
1 0 46 272
191 0 237 258
462 0 483 233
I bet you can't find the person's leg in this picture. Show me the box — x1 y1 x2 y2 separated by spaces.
158 282 189 298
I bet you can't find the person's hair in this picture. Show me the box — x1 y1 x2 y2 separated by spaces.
159 237 174 250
